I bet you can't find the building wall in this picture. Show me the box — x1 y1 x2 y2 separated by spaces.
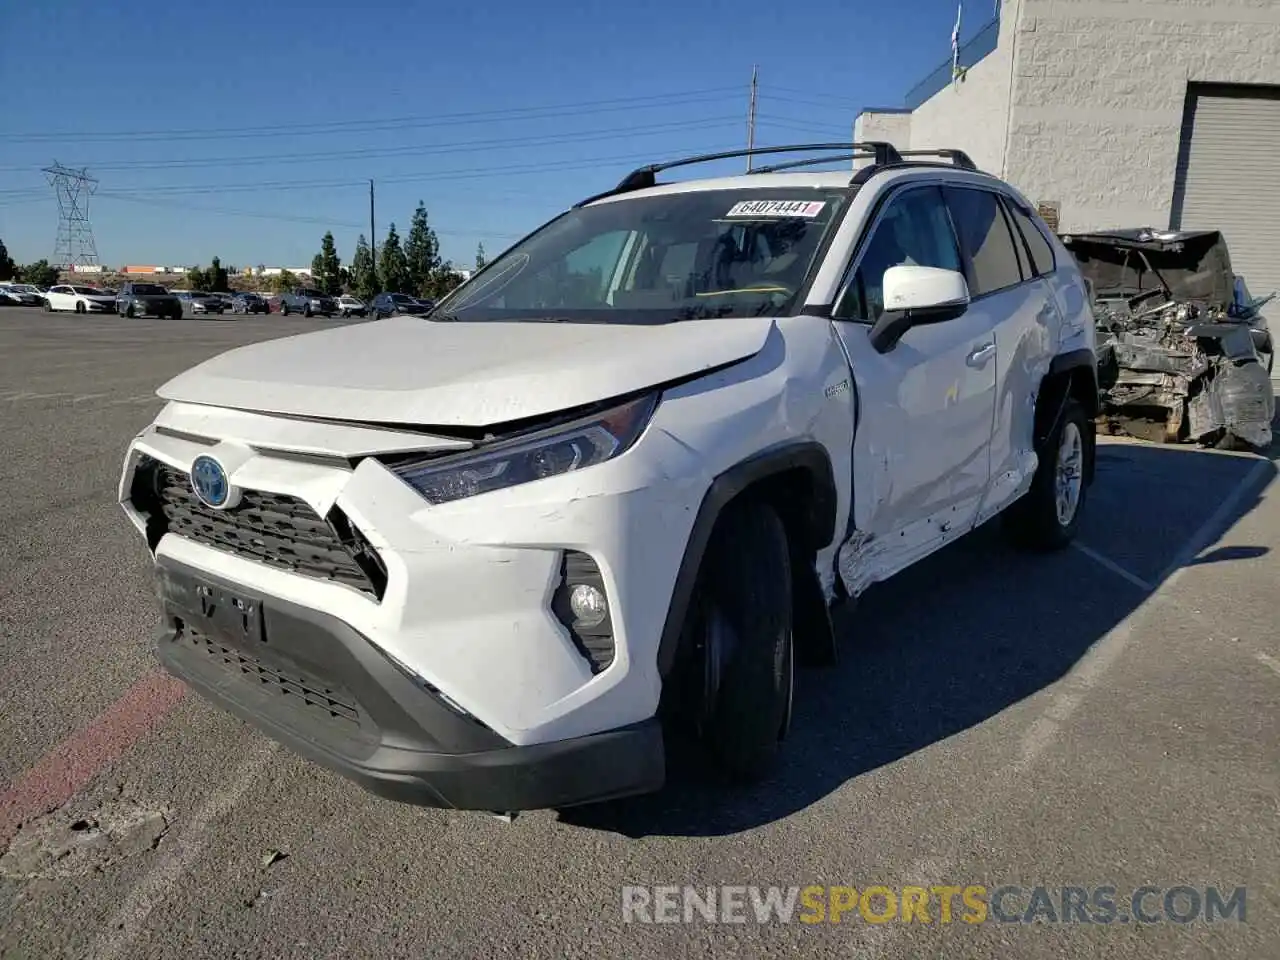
853 110 913 168
1004 0 1280 232
908 0 1024 176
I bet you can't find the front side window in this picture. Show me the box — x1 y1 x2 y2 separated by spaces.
944 187 1025 296
837 186 961 322
438 188 851 323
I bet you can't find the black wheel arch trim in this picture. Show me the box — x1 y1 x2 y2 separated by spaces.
656 440 838 678
1039 347 1099 482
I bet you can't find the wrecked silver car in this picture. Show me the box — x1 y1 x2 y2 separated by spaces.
1060 228 1275 450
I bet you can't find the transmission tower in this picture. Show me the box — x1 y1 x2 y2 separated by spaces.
42 162 100 269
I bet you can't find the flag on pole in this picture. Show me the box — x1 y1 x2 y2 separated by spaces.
951 2 963 87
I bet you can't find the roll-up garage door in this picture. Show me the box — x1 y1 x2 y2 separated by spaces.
1172 84 1280 369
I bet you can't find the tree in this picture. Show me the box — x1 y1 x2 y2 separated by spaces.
311 231 342 295
17 260 58 287
0 239 14 281
186 265 211 290
405 202 441 297
351 234 377 300
379 223 409 294
210 256 229 292
268 269 297 294
474 242 486 272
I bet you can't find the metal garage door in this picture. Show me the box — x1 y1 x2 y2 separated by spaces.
1172 84 1280 377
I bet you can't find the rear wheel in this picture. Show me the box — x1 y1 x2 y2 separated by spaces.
1003 397 1089 550
280 302 290 316
303 303 313 317
124 303 135 318
681 502 795 782
75 301 85 314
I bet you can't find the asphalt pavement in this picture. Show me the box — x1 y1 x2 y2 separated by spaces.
1 307 1277 959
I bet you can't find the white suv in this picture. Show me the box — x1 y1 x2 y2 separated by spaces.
119 143 1098 814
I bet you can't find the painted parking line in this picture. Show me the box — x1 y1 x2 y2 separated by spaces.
0 670 187 846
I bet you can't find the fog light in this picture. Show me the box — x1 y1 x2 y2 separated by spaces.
569 583 608 627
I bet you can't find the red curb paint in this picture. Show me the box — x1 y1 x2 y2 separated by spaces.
0 670 187 846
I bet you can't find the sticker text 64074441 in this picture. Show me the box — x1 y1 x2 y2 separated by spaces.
725 200 826 219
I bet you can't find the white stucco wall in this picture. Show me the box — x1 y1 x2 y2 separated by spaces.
852 110 913 168
1003 0 1280 232
908 0 1024 176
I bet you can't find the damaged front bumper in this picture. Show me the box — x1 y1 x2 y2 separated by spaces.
1094 298 1274 450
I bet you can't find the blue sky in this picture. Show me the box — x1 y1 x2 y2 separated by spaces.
0 0 996 271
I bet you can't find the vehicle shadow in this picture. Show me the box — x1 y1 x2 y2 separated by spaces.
559 440 1277 838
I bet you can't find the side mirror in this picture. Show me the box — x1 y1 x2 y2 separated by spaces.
868 265 970 353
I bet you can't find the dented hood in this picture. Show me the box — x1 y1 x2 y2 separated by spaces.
157 315 774 427
1061 228 1236 308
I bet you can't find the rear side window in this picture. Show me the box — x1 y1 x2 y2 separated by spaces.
943 187 1024 296
1004 201 1056 277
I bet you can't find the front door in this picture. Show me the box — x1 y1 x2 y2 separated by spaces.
830 184 998 592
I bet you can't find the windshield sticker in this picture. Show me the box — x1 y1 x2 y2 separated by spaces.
724 199 826 219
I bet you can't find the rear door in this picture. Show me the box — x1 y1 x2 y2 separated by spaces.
943 186 1059 524
831 183 999 582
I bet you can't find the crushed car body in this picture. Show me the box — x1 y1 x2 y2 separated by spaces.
1060 228 1274 450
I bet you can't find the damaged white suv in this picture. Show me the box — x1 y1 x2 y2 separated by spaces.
120 143 1099 813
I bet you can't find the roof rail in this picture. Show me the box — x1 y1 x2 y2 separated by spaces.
749 151 876 174
574 142 904 206
895 148 977 170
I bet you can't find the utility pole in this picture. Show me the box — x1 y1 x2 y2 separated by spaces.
369 179 377 276
43 162 100 270
746 65 759 172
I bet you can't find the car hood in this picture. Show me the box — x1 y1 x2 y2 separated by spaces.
1060 228 1235 308
157 314 775 427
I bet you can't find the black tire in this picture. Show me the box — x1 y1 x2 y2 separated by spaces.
1003 397 1090 550
124 303 135 318
42 300 51 312
75 301 85 314
303 304 313 318
694 502 795 782
280 302 290 316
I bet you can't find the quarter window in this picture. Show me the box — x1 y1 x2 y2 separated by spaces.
944 187 1025 296
838 186 961 321
1005 201 1057 277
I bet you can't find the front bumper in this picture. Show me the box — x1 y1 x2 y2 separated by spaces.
154 558 665 810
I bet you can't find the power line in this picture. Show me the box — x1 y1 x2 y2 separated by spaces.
0 116 743 174
0 88 742 144
3 142 749 201
95 191 528 239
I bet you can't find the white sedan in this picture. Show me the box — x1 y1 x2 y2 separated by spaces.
43 284 118 314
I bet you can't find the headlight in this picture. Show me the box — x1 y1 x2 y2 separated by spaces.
390 393 658 505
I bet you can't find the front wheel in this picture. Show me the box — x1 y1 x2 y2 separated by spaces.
1003 397 1090 550
682 502 795 782
75 301 85 314
280 302 290 316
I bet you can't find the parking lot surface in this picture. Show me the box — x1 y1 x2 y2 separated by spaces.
1 308 1277 959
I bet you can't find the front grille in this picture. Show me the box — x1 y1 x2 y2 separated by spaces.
131 455 387 599
185 624 360 726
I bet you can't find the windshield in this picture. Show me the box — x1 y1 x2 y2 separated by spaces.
301 288 324 297
390 294 414 303
189 291 210 297
131 284 167 294
437 188 850 323
71 286 105 295
12 285 37 293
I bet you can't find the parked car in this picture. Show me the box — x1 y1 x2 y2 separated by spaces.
1060 227 1274 450
43 284 117 314
117 282 183 320
118 142 1099 815
0 283 43 306
175 290 227 316
369 292 429 319
279 287 338 317
231 292 269 315
336 294 367 318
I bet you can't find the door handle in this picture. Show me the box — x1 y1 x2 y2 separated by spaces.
966 342 996 367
